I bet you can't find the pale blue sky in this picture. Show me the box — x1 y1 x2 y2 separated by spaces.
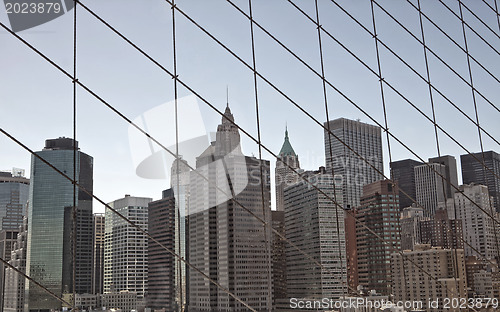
1 0 499 212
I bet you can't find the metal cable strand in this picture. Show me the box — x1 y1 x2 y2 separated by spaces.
458 0 500 261
247 1 273 309
417 0 461 292
404 0 500 88
459 0 500 41
314 0 347 297
481 0 500 18
439 0 500 56
494 0 500 33
171 0 185 310
286 0 500 183
0 128 259 312
369 0 408 299
0 5 493 306
225 0 500 155
72 0 77 309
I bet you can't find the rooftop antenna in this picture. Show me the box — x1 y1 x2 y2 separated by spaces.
226 85 229 108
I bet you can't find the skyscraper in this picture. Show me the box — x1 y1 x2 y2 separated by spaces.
187 105 273 311
147 189 176 311
91 213 105 295
275 127 300 212
356 180 400 296
324 118 383 210
414 162 447 217
390 159 422 210
25 137 93 311
284 168 347 299
461 151 500 212
400 205 426 251
104 195 151 298
0 170 29 312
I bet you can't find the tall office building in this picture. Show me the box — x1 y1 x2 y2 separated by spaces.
356 180 400 295
147 189 176 311
414 162 447 217
25 137 93 311
391 245 467 312
429 155 459 199
92 213 105 294
271 211 287 305
390 159 422 210
275 127 300 212
324 118 383 210
3 218 28 312
461 151 500 212
284 168 347 299
0 170 29 312
444 183 499 260
419 209 463 250
187 105 273 311
104 195 151 298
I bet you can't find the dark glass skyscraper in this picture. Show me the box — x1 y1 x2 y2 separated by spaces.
390 159 422 210
461 151 500 212
25 138 93 311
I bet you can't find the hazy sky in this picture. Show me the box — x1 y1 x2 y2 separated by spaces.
1 0 499 212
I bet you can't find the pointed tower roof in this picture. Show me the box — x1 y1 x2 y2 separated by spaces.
279 126 297 157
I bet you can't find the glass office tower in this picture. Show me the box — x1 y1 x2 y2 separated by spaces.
25 138 93 312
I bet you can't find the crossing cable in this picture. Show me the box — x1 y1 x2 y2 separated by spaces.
439 0 500 56
0 22 482 308
481 0 500 23
247 1 273 309
72 0 77 307
0 17 453 303
458 0 500 42
70 0 500 237
225 0 500 151
0 17 364 301
369 0 409 297
416 0 461 292
0 8 491 307
76 0 500 268
314 0 348 297
404 0 500 89
170 0 185 310
0 127 259 312
494 0 500 33
286 0 500 182
373 0 500 116
458 0 500 261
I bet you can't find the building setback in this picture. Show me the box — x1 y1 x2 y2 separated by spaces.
391 245 467 312
356 180 400 296
147 189 176 311
461 151 500 212
104 195 151 298
25 137 93 311
400 205 427 251
284 168 347 299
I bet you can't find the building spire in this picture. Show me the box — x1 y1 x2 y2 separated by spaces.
279 125 296 157
226 85 229 108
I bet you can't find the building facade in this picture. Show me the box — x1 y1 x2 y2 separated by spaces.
324 118 384 210
400 205 426 251
147 189 177 311
414 162 446 217
429 155 459 199
284 169 346 300
461 151 500 212
390 159 422 211
356 180 400 296
104 195 151 298
391 245 467 312
92 213 105 295
25 137 93 311
187 106 273 311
